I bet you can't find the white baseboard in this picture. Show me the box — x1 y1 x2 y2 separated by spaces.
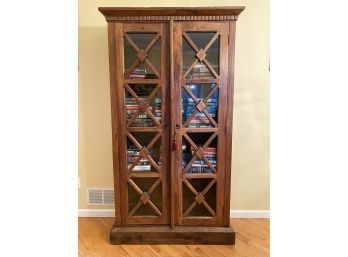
78 209 115 217
78 209 269 218
230 210 270 218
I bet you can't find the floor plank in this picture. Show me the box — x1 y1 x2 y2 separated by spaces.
78 218 270 257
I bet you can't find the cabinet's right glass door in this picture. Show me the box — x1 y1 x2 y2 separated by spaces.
174 22 229 226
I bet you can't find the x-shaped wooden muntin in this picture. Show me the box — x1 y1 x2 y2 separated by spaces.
182 132 217 174
128 177 162 216
182 32 220 79
124 33 161 78
183 178 217 217
182 84 218 128
126 131 161 173
124 83 161 128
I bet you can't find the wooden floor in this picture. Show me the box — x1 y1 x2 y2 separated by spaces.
79 218 269 257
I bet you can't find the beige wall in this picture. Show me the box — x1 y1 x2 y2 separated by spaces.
79 0 269 210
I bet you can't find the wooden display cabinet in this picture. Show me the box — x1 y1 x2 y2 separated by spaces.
98 7 245 244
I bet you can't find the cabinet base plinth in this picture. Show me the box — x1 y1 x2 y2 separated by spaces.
109 225 235 244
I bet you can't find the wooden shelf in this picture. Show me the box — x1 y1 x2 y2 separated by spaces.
183 173 217 179
129 172 161 178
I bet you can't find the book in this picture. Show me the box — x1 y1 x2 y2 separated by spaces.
182 84 218 126
125 94 161 126
181 144 217 173
130 165 151 171
183 63 219 79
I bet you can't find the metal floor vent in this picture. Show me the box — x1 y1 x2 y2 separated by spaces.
87 187 114 205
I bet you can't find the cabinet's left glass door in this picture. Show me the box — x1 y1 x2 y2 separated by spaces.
116 23 169 225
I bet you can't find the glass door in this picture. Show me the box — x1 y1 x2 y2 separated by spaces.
118 23 169 225
173 22 229 226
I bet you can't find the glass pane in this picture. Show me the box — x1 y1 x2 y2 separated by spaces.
125 84 162 127
187 32 216 49
182 32 219 79
205 35 220 75
128 178 162 216
128 33 156 49
124 38 137 71
124 33 161 79
129 63 157 79
182 132 217 174
127 132 162 172
181 83 218 127
186 63 214 79
147 39 161 75
182 178 216 217
182 39 196 76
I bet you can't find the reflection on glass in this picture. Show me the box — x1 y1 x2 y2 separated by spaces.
125 84 161 127
182 84 218 127
124 33 161 79
182 133 217 174
128 178 162 216
182 178 216 216
205 35 220 75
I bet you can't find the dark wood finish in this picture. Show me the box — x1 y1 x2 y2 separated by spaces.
173 21 230 227
114 23 127 225
101 6 243 244
79 218 270 256
109 225 235 245
169 18 175 229
107 22 121 226
224 21 237 226
172 22 182 226
113 22 171 226
99 7 245 21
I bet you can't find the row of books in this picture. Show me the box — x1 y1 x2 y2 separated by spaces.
182 145 217 173
185 101 217 128
125 97 161 126
182 84 218 128
184 63 218 79
127 146 162 172
129 68 157 79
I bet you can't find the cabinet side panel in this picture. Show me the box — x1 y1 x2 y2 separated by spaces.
107 22 121 225
215 23 229 226
224 21 236 226
114 22 127 224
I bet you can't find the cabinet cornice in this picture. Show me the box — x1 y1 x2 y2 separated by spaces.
98 7 245 21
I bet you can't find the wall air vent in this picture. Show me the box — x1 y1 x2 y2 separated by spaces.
87 187 114 205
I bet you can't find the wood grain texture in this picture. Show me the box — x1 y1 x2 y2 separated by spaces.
169 18 175 229
103 9 242 242
172 22 182 226
223 21 236 226
107 22 121 226
113 22 170 226
99 7 245 22
79 217 270 257
109 225 234 244
174 21 229 227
